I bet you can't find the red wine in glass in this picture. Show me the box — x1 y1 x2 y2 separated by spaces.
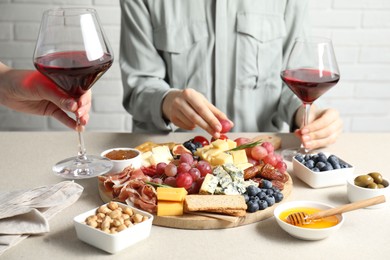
281 37 340 161
281 68 340 104
34 51 113 98
34 8 114 179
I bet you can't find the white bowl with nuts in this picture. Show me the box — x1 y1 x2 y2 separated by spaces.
73 201 153 254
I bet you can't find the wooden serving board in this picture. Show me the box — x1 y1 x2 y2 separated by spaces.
98 173 293 230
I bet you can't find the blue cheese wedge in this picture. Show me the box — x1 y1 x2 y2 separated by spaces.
199 174 220 195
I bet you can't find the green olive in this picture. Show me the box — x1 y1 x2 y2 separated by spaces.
367 182 378 189
377 184 384 189
354 175 374 187
368 172 383 184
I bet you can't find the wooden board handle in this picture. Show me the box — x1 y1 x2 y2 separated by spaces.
310 195 386 220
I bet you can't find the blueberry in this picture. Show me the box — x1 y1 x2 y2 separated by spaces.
312 167 320 172
311 154 319 163
261 179 272 189
272 186 280 193
258 200 268 210
265 195 275 207
304 154 312 161
266 188 274 196
317 152 328 163
328 155 341 169
243 194 249 203
256 191 266 200
316 161 326 169
247 200 259 213
321 162 334 171
305 159 315 169
295 154 304 163
247 185 258 196
273 192 284 203
183 141 197 153
193 142 203 149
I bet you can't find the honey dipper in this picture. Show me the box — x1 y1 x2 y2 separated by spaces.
286 195 386 226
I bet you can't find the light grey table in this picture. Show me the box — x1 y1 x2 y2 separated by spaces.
1 132 389 259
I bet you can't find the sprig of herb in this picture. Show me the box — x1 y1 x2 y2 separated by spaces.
228 139 262 151
145 181 172 188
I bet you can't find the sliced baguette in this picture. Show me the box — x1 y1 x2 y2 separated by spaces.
184 195 247 216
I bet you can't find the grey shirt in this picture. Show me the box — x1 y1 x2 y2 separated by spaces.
120 0 307 134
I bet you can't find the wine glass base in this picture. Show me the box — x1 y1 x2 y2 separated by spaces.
53 155 113 179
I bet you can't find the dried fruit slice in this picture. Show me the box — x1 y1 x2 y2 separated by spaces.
172 144 192 156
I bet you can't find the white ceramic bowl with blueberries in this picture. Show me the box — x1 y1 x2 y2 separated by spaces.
293 152 354 188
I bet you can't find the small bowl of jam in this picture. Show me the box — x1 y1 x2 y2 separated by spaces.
101 148 142 173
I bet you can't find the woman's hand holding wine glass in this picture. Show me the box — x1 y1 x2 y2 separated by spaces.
34 8 114 178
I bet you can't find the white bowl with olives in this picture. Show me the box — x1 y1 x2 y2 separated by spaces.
347 172 389 209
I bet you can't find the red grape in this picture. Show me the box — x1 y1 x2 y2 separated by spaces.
176 173 193 189
152 178 163 185
155 162 167 175
263 153 277 166
164 163 177 177
196 160 212 177
261 142 274 154
219 119 232 133
189 167 201 181
276 161 287 173
251 145 268 160
193 136 209 147
177 162 191 174
164 176 177 187
179 153 194 165
234 137 251 146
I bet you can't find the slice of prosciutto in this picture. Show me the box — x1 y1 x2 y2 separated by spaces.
98 166 157 213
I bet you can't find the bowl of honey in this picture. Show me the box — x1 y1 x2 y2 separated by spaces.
274 200 344 240
101 148 141 173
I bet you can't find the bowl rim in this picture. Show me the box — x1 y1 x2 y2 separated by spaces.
292 152 354 174
274 200 345 231
347 175 389 190
73 202 154 237
100 147 141 162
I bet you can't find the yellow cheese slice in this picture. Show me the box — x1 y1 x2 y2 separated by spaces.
157 187 187 202
230 150 248 165
157 201 184 216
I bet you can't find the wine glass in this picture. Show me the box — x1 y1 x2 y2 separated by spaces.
33 8 114 179
280 37 340 161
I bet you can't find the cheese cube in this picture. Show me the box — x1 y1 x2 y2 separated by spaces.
211 139 229 151
150 145 173 165
157 201 184 216
226 139 237 150
230 150 248 165
157 187 187 202
202 148 221 161
235 162 254 171
141 151 153 167
211 152 233 166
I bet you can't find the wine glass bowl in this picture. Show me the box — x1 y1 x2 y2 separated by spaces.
281 37 340 161
34 8 113 179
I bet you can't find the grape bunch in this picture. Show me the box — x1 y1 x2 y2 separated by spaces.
143 153 212 194
234 138 287 173
294 152 351 172
244 183 284 213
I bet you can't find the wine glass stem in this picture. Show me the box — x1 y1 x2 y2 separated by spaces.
76 117 87 161
301 102 312 153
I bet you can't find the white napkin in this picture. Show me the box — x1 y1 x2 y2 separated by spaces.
0 181 83 255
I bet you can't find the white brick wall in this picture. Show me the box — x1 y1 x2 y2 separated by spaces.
0 0 390 133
